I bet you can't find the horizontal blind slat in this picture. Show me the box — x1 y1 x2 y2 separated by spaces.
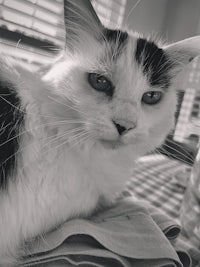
0 19 64 45
4 0 63 17
4 0 34 15
1 5 61 28
36 0 63 13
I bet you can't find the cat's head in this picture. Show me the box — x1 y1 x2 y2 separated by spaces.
42 0 200 156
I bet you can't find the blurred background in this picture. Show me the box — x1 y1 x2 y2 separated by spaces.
0 0 199 164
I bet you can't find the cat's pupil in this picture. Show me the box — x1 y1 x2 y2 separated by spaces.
98 77 105 83
150 92 154 98
88 73 114 97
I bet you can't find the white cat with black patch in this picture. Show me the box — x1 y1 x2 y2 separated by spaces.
0 0 199 265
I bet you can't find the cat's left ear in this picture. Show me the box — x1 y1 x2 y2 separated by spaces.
164 36 200 67
63 0 103 51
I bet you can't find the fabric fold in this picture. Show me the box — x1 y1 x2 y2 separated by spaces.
20 197 191 267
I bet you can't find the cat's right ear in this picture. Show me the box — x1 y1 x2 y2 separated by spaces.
63 0 104 51
164 36 200 67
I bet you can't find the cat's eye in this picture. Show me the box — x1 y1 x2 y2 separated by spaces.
142 91 163 105
88 73 114 97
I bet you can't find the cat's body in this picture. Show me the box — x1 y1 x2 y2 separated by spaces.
0 0 200 265
0 55 147 265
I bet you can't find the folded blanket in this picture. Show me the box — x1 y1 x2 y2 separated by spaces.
20 197 191 267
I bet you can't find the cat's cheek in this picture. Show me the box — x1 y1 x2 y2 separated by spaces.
85 121 118 141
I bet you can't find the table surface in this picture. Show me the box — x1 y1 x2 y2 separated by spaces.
125 154 200 266
127 154 187 219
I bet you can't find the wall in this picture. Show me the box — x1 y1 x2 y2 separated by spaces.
123 0 200 42
123 0 169 38
162 0 200 42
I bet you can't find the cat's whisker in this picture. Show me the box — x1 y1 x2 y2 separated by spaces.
0 134 55 175
125 0 143 24
66 128 88 142
47 95 88 118
161 142 194 163
1 122 86 169
0 93 72 121
47 97 102 125
0 119 86 149
153 148 183 166
0 120 13 135
41 127 85 149
165 137 195 158
40 131 91 161
152 147 192 166
0 83 90 123
67 132 92 151
15 128 87 177
39 113 85 120
0 126 86 175
156 147 193 166
72 130 91 144
68 132 88 147
0 95 26 116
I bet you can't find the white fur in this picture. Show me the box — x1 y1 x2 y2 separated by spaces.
0 57 136 265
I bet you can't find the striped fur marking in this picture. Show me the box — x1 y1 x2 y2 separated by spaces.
135 38 174 88
103 29 128 58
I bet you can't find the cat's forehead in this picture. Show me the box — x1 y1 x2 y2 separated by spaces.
100 29 175 90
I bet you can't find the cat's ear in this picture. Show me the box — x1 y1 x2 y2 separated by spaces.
164 36 200 67
63 0 104 51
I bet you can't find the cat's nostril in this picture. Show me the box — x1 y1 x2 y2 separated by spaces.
113 120 136 136
113 121 128 136
115 123 126 135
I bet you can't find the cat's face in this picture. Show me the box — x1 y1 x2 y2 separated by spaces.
41 0 200 156
44 36 175 155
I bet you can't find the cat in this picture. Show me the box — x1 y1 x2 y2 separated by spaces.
0 0 200 265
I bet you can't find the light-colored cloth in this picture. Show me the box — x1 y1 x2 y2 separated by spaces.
20 197 191 267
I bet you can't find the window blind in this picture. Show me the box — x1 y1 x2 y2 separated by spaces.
0 0 65 67
0 0 64 44
0 0 127 66
174 56 200 144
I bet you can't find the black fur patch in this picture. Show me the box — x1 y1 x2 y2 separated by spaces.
135 38 174 88
103 29 128 58
0 81 24 189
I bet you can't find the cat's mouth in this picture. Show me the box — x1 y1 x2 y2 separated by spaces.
99 139 124 149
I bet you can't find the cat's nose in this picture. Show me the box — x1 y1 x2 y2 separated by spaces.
113 120 136 136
